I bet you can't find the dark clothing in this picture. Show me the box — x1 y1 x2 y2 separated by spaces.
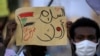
25 45 46 56
0 47 5 56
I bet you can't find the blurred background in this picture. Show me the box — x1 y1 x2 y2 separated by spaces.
1 0 99 23
0 0 100 56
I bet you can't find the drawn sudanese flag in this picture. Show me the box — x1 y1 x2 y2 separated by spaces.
18 12 35 41
19 12 34 25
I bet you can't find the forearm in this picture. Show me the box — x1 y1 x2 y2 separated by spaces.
3 20 17 47
3 37 11 48
2 31 13 56
3 31 12 47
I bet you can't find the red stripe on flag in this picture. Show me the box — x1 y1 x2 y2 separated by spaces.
19 12 33 18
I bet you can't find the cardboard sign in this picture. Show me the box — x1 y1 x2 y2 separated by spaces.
15 7 68 46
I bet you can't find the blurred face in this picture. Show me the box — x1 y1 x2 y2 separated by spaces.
74 27 97 43
73 27 98 56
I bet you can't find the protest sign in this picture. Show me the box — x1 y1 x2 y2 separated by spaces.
15 7 68 46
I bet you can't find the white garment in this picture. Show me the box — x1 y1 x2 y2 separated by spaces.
4 49 16 56
19 50 24 56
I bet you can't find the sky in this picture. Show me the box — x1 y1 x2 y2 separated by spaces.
30 0 93 21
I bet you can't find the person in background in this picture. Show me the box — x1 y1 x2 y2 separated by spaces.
69 17 100 56
0 18 17 56
4 20 17 56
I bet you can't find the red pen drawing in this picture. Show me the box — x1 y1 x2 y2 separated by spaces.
18 12 35 41
23 27 36 41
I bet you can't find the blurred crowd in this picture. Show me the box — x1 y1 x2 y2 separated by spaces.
0 0 100 56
